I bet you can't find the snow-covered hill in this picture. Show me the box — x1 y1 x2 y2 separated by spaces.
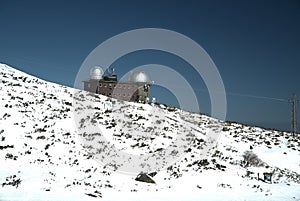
0 63 299 201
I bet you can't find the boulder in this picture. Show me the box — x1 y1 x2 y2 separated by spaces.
135 172 156 184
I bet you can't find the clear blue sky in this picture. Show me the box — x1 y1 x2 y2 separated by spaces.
0 0 299 132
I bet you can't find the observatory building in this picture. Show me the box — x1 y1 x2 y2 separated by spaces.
83 66 151 103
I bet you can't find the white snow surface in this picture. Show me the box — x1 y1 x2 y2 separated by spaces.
0 63 299 200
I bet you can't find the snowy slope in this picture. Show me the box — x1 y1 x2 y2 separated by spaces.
0 63 299 201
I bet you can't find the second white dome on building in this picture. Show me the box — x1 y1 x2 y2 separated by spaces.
129 71 150 83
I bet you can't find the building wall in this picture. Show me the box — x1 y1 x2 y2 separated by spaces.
84 79 150 103
97 81 150 102
83 80 99 94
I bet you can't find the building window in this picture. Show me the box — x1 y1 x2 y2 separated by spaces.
99 83 102 87
104 84 107 87
87 83 90 88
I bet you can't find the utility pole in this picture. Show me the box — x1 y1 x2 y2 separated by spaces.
289 94 297 136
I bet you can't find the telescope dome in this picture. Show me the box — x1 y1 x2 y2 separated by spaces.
129 71 150 83
90 66 103 80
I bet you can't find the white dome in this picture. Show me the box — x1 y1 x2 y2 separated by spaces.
90 66 103 80
129 71 150 83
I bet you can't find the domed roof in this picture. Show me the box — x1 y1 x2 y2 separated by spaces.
129 71 150 83
90 66 103 80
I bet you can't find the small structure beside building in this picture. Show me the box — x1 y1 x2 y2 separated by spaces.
83 66 151 103
262 172 273 184
257 171 273 184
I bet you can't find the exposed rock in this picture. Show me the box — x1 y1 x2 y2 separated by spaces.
135 173 156 184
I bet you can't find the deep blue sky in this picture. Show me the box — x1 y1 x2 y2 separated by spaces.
0 0 299 132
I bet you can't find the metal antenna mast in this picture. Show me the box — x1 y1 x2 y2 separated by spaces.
290 94 297 136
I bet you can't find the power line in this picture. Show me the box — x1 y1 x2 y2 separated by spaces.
226 92 288 102
162 85 290 103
